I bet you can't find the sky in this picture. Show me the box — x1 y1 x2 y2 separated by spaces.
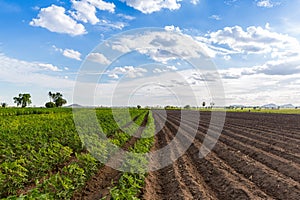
0 0 300 107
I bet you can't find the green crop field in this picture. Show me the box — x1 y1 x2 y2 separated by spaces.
0 107 153 199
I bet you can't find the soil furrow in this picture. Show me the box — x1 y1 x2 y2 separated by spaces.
165 110 300 199
168 113 300 182
164 112 272 200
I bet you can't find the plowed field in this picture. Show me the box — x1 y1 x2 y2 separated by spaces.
142 110 300 200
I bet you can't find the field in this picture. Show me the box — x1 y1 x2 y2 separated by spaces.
143 110 300 199
199 107 300 114
0 108 152 199
0 108 300 199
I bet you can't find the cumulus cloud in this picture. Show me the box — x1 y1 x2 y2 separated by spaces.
53 45 82 61
108 66 147 79
219 56 300 78
256 0 279 8
202 25 300 79
190 0 200 5
70 0 115 25
117 13 135 20
207 25 299 55
63 49 82 61
120 0 181 14
0 53 72 88
164 25 181 32
38 63 62 71
209 15 221 20
87 0 115 13
86 53 110 64
70 0 99 24
256 58 300 75
98 19 126 30
109 30 211 63
30 5 87 36
153 65 178 73
166 65 178 70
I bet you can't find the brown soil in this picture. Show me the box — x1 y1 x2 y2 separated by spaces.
141 110 300 200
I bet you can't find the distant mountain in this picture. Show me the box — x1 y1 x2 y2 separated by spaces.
229 104 245 108
66 104 82 108
280 104 295 108
261 103 277 108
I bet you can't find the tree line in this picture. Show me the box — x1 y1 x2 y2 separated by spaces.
0 92 67 108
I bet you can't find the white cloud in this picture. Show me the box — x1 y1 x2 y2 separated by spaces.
98 19 126 30
70 0 115 25
209 15 221 20
70 0 99 24
0 53 73 88
153 65 178 73
164 25 181 32
219 57 300 78
53 45 82 61
223 55 231 61
110 30 211 63
117 13 135 20
153 66 178 73
207 25 299 56
87 0 115 13
220 70 300 106
255 58 300 75
86 53 110 64
153 68 163 73
76 28 300 106
108 73 119 79
63 49 82 61
190 0 200 5
120 0 181 14
256 0 279 8
166 65 178 70
108 66 147 79
30 5 87 36
38 63 62 71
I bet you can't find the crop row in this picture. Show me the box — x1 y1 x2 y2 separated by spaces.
0 108 148 199
0 107 72 116
110 111 156 200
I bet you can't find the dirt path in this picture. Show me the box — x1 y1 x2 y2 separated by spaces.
72 112 149 200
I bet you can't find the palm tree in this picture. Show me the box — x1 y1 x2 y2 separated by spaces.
48 91 56 102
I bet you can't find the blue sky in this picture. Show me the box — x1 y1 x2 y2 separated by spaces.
1 0 300 107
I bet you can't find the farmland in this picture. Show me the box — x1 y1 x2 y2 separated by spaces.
1 108 300 199
143 110 300 199
0 107 151 199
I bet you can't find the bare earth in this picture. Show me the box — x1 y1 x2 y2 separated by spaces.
142 110 300 200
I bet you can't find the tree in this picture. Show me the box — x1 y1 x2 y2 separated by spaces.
202 102 206 108
45 102 56 108
55 97 67 107
47 92 67 107
184 105 191 109
13 93 32 108
48 91 56 102
1 103 7 108
137 105 141 109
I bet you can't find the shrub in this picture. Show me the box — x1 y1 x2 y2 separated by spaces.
45 102 56 108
